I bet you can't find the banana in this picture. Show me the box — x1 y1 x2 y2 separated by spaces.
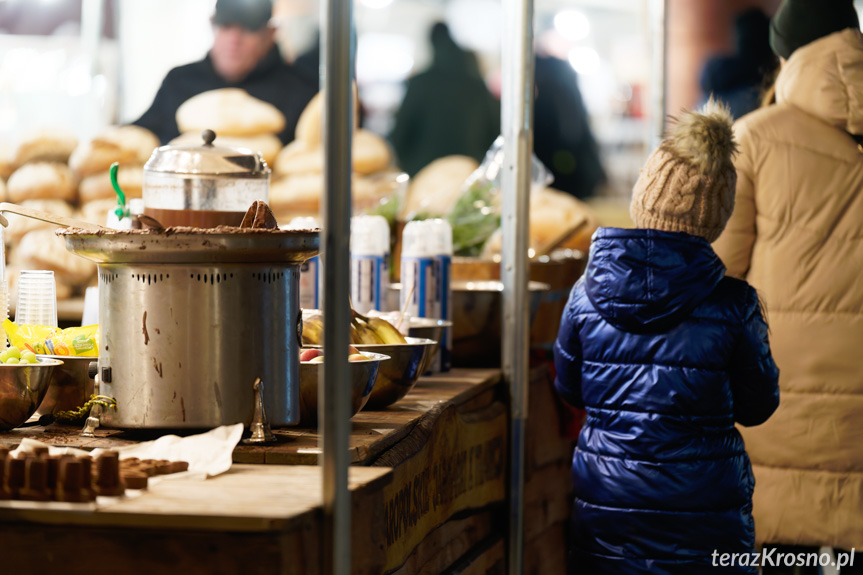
302 314 325 345
366 316 407 344
355 322 385 344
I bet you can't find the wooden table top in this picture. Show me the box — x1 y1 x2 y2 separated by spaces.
0 368 502 466
0 464 392 532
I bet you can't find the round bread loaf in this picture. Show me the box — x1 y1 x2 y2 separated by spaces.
78 164 144 203
69 138 138 179
3 200 75 245
169 132 282 166
0 177 6 202
0 143 16 179
353 130 392 175
97 125 160 164
77 198 120 226
14 129 78 165
15 228 97 286
273 140 323 176
268 174 321 217
293 85 358 147
400 155 478 220
274 129 391 177
176 88 286 137
6 162 76 203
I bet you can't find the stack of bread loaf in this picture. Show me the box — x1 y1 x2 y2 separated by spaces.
1 125 160 304
268 90 402 222
168 88 285 166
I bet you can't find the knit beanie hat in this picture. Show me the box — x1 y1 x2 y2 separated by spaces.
630 99 737 243
769 0 860 59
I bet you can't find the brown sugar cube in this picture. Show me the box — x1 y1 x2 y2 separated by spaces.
56 459 89 503
6 457 26 499
169 461 189 474
0 447 10 461
94 452 125 496
20 458 50 501
45 456 62 497
0 457 11 500
120 471 148 490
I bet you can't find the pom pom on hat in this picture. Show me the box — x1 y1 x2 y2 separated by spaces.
630 98 738 243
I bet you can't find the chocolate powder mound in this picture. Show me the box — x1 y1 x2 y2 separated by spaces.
239 200 279 230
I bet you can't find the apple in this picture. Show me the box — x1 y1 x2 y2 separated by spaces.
300 348 322 362
347 345 359 355
348 353 367 362
309 356 325 363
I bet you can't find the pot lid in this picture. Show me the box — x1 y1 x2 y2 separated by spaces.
144 129 270 178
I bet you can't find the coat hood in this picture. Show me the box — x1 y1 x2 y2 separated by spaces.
584 228 726 332
776 28 863 135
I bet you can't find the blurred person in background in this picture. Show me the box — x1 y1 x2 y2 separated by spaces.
713 1 863 572
388 22 500 177
699 8 779 120
534 47 606 200
133 0 316 145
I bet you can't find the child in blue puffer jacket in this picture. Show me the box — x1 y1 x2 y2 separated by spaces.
553 100 780 575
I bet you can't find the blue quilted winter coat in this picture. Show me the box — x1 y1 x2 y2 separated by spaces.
554 228 780 575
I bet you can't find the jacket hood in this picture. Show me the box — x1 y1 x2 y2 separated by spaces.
584 228 726 332
776 28 863 135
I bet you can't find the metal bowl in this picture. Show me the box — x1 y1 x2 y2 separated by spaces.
0 358 64 430
406 318 452 373
298 351 389 425
35 355 97 416
354 337 436 410
391 281 549 367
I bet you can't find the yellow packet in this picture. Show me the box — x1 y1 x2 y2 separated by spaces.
3 319 99 357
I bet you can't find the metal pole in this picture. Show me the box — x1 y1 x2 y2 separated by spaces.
320 0 353 570
649 0 668 149
501 0 533 569
80 0 104 75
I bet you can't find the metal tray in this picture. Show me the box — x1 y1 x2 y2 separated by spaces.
59 228 320 264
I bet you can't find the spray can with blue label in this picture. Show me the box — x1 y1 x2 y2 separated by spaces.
429 219 453 372
287 217 322 310
351 215 391 314
400 220 437 322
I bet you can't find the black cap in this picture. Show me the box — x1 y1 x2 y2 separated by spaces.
769 0 860 59
212 0 273 31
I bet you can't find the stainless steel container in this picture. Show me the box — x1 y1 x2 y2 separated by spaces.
142 130 270 228
61 229 319 429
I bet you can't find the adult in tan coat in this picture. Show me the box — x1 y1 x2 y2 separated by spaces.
713 1 863 571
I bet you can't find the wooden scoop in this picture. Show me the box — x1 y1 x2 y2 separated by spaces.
0 202 109 232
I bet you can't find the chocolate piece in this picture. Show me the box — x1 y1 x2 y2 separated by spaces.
6 457 26 499
94 452 124 496
170 461 189 473
20 458 50 501
31 446 50 458
78 456 96 501
56 459 89 503
240 200 279 230
45 456 62 496
0 447 10 461
0 457 10 500
154 460 173 475
120 471 148 490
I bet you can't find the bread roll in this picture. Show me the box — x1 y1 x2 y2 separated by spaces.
97 125 160 164
0 143 16 180
6 162 76 203
0 177 6 202
15 228 96 286
176 88 286 137
273 140 323 176
274 129 392 177
293 85 358 147
3 200 75 245
353 130 392 175
401 156 478 220
268 174 322 217
69 138 138 178
169 132 282 166
14 129 78 165
78 164 144 203
77 199 120 226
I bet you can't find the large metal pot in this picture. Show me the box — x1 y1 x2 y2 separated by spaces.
60 228 319 429
142 130 270 228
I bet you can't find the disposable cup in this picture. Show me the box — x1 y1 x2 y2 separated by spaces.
15 270 58 327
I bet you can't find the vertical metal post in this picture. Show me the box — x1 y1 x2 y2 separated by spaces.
649 0 668 148
501 0 533 570
320 0 353 570
80 0 104 74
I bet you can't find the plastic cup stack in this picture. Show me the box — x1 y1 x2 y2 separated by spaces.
350 215 391 315
15 270 58 328
0 225 7 346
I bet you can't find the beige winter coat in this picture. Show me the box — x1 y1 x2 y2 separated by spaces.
713 28 863 550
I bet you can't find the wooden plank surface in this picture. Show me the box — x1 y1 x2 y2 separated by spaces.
0 464 391 532
0 368 501 467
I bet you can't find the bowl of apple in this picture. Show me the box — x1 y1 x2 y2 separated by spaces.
297 347 389 426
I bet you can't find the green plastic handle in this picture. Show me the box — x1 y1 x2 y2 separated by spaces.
110 162 127 218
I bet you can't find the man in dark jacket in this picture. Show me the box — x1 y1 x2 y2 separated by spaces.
132 0 316 145
554 101 779 574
